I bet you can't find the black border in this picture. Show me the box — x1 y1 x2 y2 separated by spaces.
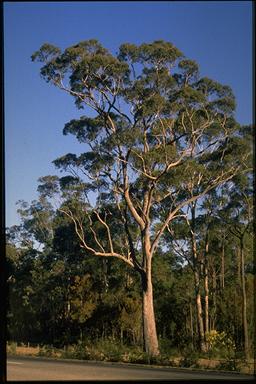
1 1 255 383
1 0 7 382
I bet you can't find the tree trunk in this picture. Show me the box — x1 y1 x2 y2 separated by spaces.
204 273 209 335
192 244 206 349
194 276 207 352
139 227 160 357
204 236 209 335
141 265 159 357
237 247 241 282
240 237 249 360
212 266 217 330
190 301 194 348
221 240 225 289
102 259 109 292
194 267 207 352
190 203 206 352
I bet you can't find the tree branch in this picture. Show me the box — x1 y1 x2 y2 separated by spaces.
59 207 134 268
150 168 240 255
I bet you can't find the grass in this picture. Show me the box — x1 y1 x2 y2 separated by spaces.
6 340 254 374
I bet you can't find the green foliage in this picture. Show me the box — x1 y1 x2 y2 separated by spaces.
118 40 182 66
69 274 98 323
38 345 56 357
180 354 199 368
217 359 238 372
31 43 61 63
7 342 17 355
205 330 236 359
63 116 104 142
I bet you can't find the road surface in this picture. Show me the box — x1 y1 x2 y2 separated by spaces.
7 356 254 381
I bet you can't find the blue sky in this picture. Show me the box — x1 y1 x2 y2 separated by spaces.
4 1 253 227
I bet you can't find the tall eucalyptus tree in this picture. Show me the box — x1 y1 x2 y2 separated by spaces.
32 39 249 356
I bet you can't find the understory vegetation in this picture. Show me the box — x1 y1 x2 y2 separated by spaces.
7 339 254 374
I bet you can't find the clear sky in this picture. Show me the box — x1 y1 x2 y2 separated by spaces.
4 1 253 228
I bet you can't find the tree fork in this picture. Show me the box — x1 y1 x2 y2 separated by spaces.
240 237 249 360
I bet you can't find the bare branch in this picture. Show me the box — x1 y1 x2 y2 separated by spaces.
59 207 135 268
150 167 240 255
122 159 145 230
88 214 105 253
94 210 114 254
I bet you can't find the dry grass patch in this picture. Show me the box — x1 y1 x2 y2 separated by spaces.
16 345 40 356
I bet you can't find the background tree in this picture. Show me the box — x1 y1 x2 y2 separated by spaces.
218 170 253 359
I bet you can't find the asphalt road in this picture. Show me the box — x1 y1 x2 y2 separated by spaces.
7 356 254 381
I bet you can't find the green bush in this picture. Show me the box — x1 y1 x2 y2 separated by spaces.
180 355 199 368
125 351 149 364
64 340 186 366
217 359 238 372
73 342 105 361
7 342 17 355
60 345 76 359
159 338 173 354
95 339 126 362
205 330 236 359
38 345 55 357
